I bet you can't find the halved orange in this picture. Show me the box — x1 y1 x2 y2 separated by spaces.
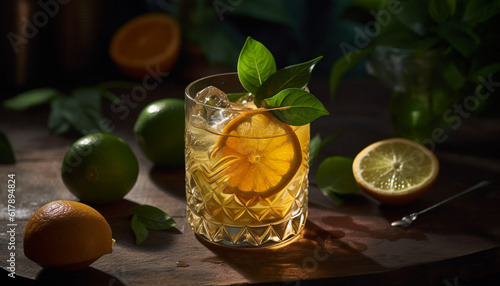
23 200 114 271
109 13 181 79
353 138 439 206
213 112 302 199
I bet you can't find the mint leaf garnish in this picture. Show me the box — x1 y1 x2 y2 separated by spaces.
237 37 276 94
255 56 323 107
316 156 359 204
129 204 178 245
236 37 327 125
264 88 329 126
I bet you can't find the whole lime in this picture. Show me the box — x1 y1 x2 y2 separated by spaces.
134 98 184 167
61 133 139 204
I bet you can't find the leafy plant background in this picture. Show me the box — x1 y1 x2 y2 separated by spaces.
330 0 500 117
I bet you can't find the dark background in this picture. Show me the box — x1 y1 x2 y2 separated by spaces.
0 0 374 94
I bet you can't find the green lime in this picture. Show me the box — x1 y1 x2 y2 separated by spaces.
61 133 139 204
134 98 184 167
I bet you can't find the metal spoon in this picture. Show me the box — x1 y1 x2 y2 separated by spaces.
391 179 496 227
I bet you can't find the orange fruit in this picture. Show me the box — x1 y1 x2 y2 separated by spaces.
61 133 139 204
352 138 439 206
23 200 114 271
213 111 302 199
109 13 181 79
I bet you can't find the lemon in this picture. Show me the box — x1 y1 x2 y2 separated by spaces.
134 98 185 167
61 133 139 204
352 138 439 206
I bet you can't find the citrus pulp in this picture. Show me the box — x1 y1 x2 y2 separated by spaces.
352 138 439 206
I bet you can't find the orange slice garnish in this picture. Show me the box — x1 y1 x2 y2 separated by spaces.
213 112 302 199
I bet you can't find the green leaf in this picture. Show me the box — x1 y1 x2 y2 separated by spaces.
329 48 372 100
72 87 101 107
237 37 277 94
226 92 250 102
428 0 456 23
61 99 101 135
309 134 322 166
48 97 71 135
264 88 329 126
57 88 112 135
470 63 500 82
130 214 149 245
3 88 62 111
96 81 136 103
323 192 345 205
72 88 103 121
438 21 480 58
442 62 466 90
232 0 290 24
463 0 500 25
309 133 340 166
317 156 359 198
255 56 323 107
0 130 15 164
470 63 500 101
396 0 431 36
130 205 178 231
99 89 122 104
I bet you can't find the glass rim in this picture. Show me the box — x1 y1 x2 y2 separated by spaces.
185 72 289 113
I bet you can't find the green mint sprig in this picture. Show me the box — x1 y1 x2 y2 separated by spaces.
236 37 329 126
130 204 178 245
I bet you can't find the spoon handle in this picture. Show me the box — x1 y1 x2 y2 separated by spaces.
391 179 496 227
416 179 493 216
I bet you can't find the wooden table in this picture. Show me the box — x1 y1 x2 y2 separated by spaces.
1 79 500 285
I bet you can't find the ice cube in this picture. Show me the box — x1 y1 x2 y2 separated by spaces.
195 86 230 108
191 85 232 133
230 93 257 110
